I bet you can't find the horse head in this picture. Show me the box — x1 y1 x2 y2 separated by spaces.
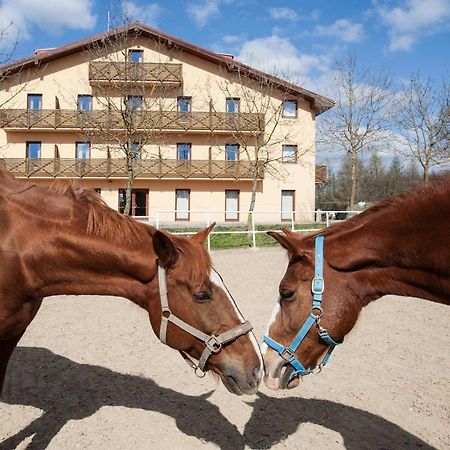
263 228 360 390
148 224 263 395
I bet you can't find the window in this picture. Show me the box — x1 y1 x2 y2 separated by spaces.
130 142 141 162
225 190 239 221
129 49 143 63
177 143 191 160
94 188 101 195
282 100 297 118
26 141 41 159
119 189 148 216
78 95 92 111
127 95 142 112
225 144 239 161
76 142 90 159
177 97 191 112
175 189 190 221
226 98 240 113
282 145 297 163
281 190 295 221
27 94 42 110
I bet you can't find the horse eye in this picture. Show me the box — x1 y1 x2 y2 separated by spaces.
279 288 296 301
193 291 211 302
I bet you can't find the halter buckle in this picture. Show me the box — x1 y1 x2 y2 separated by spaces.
311 277 324 295
205 335 222 353
280 347 295 362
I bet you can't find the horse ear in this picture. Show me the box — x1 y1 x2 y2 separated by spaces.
153 231 179 268
192 222 216 244
267 230 299 255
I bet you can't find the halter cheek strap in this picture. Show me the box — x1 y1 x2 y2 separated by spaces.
263 235 342 379
157 261 253 375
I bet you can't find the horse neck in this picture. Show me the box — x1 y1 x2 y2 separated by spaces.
326 199 450 306
27 222 157 309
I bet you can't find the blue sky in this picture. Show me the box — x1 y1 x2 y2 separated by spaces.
1 0 449 168
2 0 449 91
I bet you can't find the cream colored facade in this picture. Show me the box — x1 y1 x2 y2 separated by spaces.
0 24 332 224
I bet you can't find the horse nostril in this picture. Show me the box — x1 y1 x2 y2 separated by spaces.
251 364 261 384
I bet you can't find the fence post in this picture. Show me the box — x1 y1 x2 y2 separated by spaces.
206 212 211 252
290 211 295 231
156 211 160 229
251 212 256 249
326 211 330 227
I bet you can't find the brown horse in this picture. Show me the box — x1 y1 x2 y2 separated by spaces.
263 176 450 390
0 168 262 395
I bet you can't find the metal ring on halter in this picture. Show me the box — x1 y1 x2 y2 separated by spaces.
195 367 206 378
311 307 323 319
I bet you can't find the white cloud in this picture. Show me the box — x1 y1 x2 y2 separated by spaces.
375 0 450 51
236 35 332 86
187 0 223 27
315 19 364 43
121 1 163 26
269 7 299 21
0 0 96 45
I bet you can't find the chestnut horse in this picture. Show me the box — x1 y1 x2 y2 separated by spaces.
264 176 449 390
0 168 262 395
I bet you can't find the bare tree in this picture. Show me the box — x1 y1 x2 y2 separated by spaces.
393 74 450 181
319 55 392 208
213 67 308 227
81 25 179 215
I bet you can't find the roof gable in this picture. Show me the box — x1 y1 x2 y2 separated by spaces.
0 22 334 115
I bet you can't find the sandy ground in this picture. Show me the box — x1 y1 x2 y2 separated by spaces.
1 247 449 450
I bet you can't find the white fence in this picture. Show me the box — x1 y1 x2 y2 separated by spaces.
135 210 360 251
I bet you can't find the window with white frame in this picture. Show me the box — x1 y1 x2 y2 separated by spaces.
226 98 240 113
175 189 190 220
225 144 239 161
281 190 295 221
225 190 239 221
129 49 143 63
76 142 90 159
282 100 297 118
282 145 297 163
127 95 143 112
177 97 192 112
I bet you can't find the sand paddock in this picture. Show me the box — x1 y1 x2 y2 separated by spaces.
1 247 449 449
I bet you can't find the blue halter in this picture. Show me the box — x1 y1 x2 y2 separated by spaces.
263 235 341 379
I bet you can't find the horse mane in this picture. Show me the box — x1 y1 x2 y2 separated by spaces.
316 175 450 239
47 180 153 246
47 179 211 279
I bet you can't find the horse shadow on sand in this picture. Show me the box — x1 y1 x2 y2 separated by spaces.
1 347 434 450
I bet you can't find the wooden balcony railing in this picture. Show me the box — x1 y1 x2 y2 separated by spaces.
0 109 264 133
89 61 182 84
1 158 264 180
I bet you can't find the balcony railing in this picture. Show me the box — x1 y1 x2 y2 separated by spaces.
89 61 182 84
1 158 264 180
0 109 264 133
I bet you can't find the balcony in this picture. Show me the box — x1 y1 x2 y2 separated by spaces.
0 109 264 133
1 158 264 180
89 61 182 85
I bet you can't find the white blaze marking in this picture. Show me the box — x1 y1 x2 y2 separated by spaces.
210 269 264 378
261 300 281 357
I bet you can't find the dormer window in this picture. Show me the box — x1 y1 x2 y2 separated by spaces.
129 49 143 63
282 100 297 118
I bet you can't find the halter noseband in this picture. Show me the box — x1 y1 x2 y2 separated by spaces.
157 261 253 377
263 235 342 380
